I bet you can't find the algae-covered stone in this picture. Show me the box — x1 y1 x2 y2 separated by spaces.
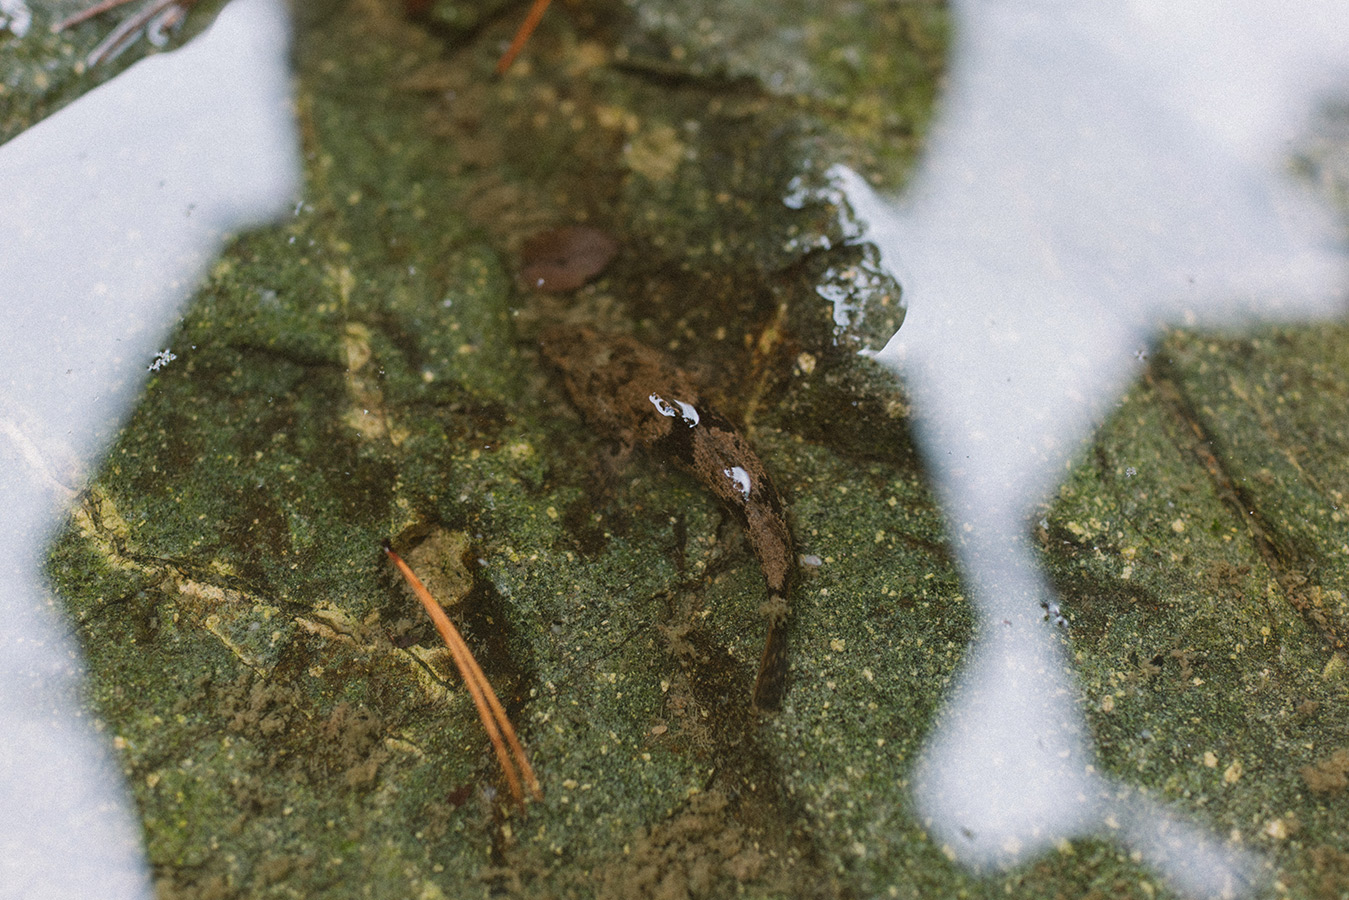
27 0 933 895
20 0 1349 898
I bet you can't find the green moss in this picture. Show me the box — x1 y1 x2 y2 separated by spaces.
616 0 948 187
22 0 1349 898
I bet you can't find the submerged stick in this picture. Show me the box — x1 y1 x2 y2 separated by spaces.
51 0 139 32
383 542 542 805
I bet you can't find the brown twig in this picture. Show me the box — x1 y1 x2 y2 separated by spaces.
53 0 196 67
51 0 138 32
495 0 554 74
383 542 542 806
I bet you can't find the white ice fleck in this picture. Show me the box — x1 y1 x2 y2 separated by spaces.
0 0 31 38
648 393 701 426
723 465 752 499
147 348 177 371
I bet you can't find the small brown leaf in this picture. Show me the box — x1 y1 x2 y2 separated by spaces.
520 225 619 292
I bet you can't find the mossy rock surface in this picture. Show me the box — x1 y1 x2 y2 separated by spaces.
12 1 1349 898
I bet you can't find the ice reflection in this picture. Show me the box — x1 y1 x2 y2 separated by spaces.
0 0 298 896
842 0 1349 895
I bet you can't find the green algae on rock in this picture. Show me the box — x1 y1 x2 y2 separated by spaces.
26 0 1349 898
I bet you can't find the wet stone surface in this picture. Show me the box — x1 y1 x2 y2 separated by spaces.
10 0 1349 898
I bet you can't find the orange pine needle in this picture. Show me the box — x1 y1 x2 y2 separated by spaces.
495 0 554 75
384 543 542 805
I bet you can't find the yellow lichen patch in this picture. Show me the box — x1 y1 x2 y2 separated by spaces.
404 646 465 707
401 529 475 610
1263 818 1292 840
624 122 686 183
1301 747 1349 793
595 104 640 136
201 613 269 672
295 603 370 645
176 579 288 674
69 486 138 570
341 321 398 443
565 41 610 76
